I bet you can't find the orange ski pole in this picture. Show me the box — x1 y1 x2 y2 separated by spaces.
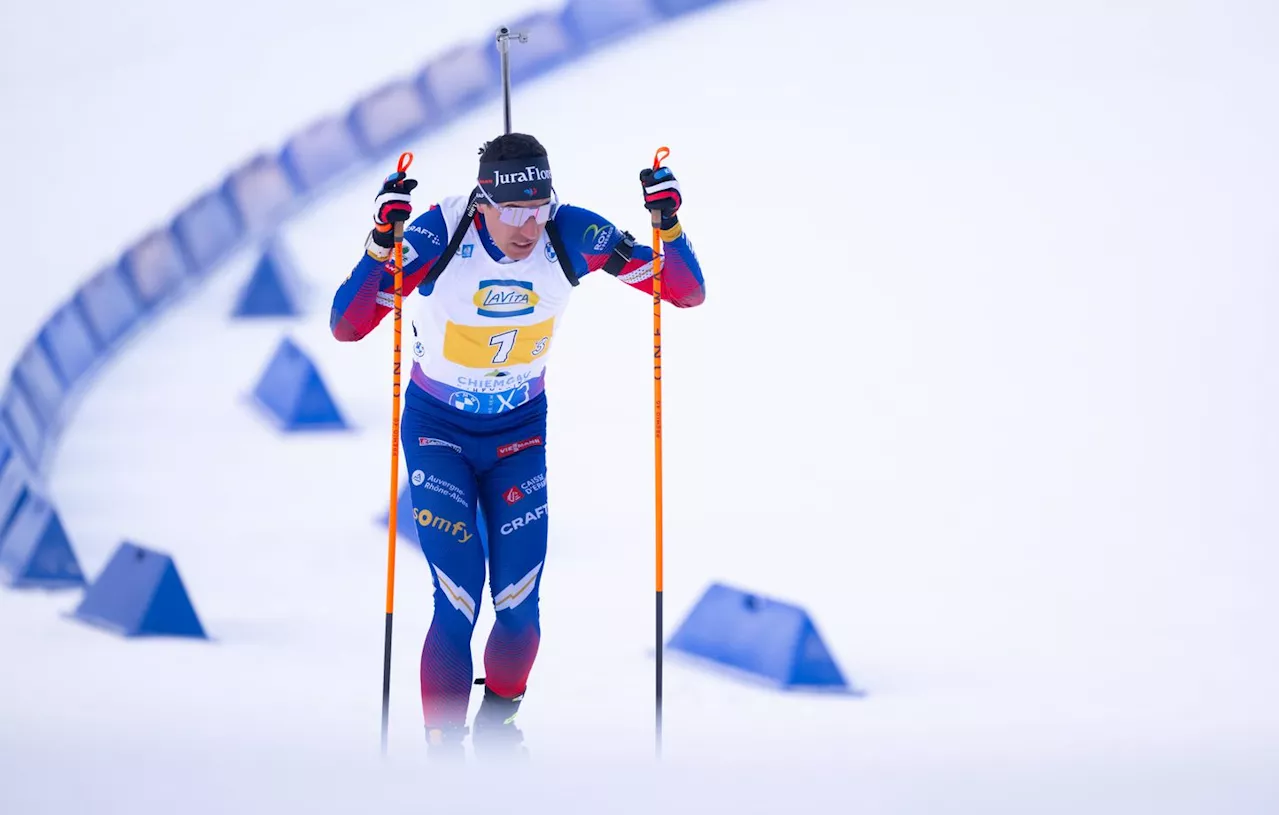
381 150 414 755
651 145 669 757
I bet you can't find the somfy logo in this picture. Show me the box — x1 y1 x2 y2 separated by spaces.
413 508 474 544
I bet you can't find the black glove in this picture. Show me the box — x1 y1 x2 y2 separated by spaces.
640 166 682 230
369 171 419 251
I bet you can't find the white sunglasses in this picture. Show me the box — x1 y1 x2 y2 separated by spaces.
478 186 557 226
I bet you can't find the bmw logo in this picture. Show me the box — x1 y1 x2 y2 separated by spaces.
544 242 557 262
450 392 481 413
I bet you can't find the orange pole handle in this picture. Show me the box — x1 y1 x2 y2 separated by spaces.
381 149 413 756
651 145 667 594
386 149 413 615
652 146 668 757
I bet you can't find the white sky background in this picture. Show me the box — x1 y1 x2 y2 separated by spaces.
0 0 1276 813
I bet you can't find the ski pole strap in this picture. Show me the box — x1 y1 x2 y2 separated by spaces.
544 220 579 287
423 189 481 289
602 231 637 277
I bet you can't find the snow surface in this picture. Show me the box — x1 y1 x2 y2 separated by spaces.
1 0 1276 812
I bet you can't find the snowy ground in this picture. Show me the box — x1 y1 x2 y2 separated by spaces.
1 0 1276 812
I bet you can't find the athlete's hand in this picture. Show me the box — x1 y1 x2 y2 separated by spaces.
640 166 681 230
368 171 419 253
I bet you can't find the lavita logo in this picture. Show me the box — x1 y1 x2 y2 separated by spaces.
474 279 539 318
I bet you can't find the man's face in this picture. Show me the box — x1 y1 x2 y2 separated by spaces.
479 199 552 260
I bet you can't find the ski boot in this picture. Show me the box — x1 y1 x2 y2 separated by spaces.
425 724 467 763
471 687 529 761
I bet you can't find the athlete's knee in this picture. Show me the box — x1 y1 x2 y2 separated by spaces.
410 488 485 634
494 600 540 635
490 555 543 618
428 562 484 634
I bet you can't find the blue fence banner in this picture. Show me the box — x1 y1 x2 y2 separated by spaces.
0 385 45 469
75 263 143 350
281 115 367 194
122 228 189 309
0 424 10 471
418 42 500 122
0 449 34 543
652 0 723 17
348 80 436 159
498 12 581 86
173 188 243 273
222 154 300 236
564 0 659 50
12 341 65 430
37 301 101 390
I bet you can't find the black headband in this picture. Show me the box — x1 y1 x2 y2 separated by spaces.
477 156 553 203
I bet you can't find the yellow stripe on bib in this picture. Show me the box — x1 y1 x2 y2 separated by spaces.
443 317 555 368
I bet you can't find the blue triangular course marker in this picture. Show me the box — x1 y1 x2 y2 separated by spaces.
666 582 859 693
231 239 305 318
0 493 86 589
0 457 35 543
250 336 348 431
72 542 206 639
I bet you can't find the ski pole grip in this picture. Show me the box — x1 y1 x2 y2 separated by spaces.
651 146 670 227
392 151 414 242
